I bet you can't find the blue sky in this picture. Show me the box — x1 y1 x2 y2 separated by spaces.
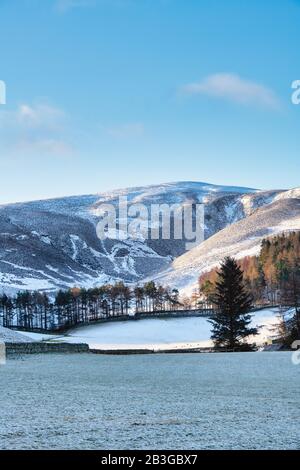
0 0 299 203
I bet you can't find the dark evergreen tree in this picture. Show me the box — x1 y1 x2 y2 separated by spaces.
209 257 257 350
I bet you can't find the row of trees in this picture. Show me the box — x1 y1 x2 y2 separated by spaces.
0 281 182 331
0 257 257 350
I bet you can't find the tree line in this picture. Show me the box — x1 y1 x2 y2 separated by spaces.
0 281 182 331
1 231 298 349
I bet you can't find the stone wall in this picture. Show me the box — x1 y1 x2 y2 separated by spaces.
90 347 214 355
5 342 89 355
0 341 5 364
135 310 213 320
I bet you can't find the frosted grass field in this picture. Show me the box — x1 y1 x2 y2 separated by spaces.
18 308 281 350
0 352 299 450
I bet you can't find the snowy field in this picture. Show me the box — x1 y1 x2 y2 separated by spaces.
34 308 280 351
12 308 282 351
0 352 299 450
0 326 34 343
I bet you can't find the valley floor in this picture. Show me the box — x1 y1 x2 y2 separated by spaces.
0 352 299 450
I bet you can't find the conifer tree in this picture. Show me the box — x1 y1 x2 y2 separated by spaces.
210 257 257 350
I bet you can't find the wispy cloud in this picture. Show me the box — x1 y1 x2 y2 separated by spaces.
0 102 74 157
16 103 65 129
181 73 280 110
102 122 145 139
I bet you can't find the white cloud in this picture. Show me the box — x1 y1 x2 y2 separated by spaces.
181 73 280 109
103 122 144 139
17 103 65 129
0 102 74 157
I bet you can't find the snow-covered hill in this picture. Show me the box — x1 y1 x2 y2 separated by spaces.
0 181 298 294
153 197 300 294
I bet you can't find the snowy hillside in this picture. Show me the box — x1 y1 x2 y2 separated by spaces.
0 326 35 343
153 197 300 294
0 181 298 294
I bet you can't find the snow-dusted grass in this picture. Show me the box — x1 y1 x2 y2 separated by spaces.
66 317 213 350
60 308 281 350
1 352 299 449
15 331 60 342
0 326 35 343
249 308 282 344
